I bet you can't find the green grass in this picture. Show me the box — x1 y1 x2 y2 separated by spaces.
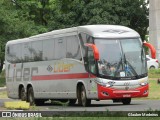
148 80 160 99
0 91 7 98
133 79 160 100
148 69 160 78
0 70 5 87
0 77 5 87
147 69 160 99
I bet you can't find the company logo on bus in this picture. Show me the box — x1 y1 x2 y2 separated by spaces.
47 65 53 72
47 62 75 73
124 82 130 86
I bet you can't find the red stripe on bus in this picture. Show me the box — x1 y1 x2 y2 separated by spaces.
32 73 92 80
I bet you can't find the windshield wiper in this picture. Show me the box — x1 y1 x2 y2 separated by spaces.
123 54 138 77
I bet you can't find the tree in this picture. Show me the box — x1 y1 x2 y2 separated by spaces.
12 0 55 26
0 0 47 72
0 0 149 72
119 0 149 40
48 0 149 40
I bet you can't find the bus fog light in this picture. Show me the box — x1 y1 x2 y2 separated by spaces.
102 91 109 96
143 90 148 94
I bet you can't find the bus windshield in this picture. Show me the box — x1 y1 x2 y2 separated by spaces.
95 38 147 79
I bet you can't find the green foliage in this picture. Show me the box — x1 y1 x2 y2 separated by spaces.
12 0 51 26
48 0 149 40
0 70 5 87
0 0 44 40
0 77 5 87
0 0 149 72
148 69 160 78
148 80 160 99
0 0 47 72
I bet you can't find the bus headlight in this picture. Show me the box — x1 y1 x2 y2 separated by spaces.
100 83 113 87
106 81 115 87
98 82 112 87
98 82 106 87
140 82 148 86
106 84 112 87
97 79 115 87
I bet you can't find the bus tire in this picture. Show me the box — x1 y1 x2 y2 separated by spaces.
122 98 131 105
80 85 91 107
20 87 26 101
77 85 82 105
27 87 35 106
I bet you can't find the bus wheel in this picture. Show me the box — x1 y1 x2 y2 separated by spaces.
80 85 91 107
122 98 131 105
69 99 77 106
27 87 35 106
20 87 26 101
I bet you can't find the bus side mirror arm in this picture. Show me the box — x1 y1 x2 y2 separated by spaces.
143 42 156 59
84 43 100 60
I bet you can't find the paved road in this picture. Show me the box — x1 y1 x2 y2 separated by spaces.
0 98 160 111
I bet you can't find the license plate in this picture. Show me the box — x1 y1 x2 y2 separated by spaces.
123 94 131 97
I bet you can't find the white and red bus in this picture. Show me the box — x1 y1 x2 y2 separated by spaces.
5 25 155 106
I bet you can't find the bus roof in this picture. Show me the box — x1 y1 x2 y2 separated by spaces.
77 25 140 38
6 25 140 45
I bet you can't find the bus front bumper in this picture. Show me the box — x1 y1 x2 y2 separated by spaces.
97 84 149 100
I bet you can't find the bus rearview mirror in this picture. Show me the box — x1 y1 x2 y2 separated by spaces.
143 42 156 59
84 43 100 60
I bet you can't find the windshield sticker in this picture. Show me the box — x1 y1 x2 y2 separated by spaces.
120 72 125 77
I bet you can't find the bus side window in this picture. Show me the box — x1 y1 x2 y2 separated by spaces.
7 44 21 63
6 46 11 62
14 44 22 63
78 33 87 60
7 46 10 54
31 41 43 61
43 39 54 60
54 37 66 59
79 33 94 62
22 42 32 62
66 35 81 60
87 48 97 74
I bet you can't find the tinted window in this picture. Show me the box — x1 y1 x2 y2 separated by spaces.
6 45 14 63
6 44 21 63
54 37 66 59
14 44 22 63
31 41 43 61
88 48 97 74
66 35 81 60
79 33 93 58
22 42 32 62
43 39 54 60
95 38 147 78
